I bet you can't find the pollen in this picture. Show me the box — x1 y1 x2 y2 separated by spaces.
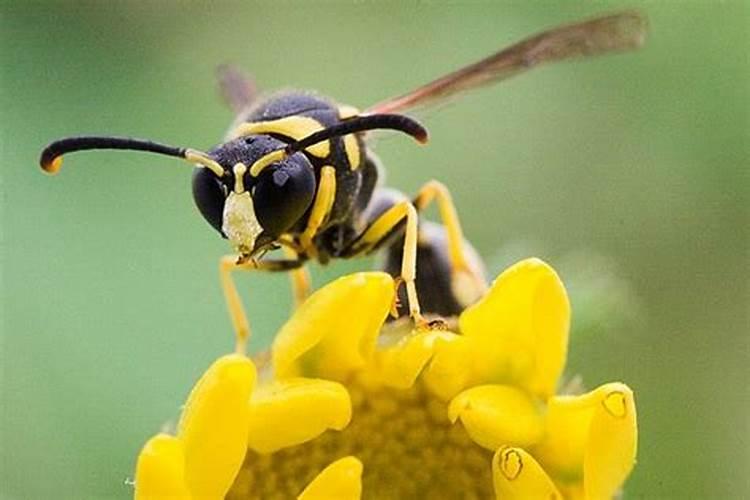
227 379 493 499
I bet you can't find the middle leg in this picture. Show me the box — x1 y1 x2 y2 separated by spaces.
281 245 312 309
344 200 426 327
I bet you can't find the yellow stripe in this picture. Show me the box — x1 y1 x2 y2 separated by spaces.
300 165 337 255
355 203 409 252
343 134 361 170
249 149 286 177
233 116 330 157
338 105 361 170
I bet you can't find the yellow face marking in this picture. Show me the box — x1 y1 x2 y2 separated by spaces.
222 191 263 256
185 149 225 177
232 116 330 157
249 149 287 177
232 163 248 193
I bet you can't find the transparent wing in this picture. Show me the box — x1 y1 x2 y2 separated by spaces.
216 64 258 114
366 11 647 115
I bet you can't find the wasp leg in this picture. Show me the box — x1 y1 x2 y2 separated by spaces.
413 180 488 302
382 221 487 317
413 181 467 271
281 246 312 308
299 165 337 258
219 255 306 354
345 201 426 327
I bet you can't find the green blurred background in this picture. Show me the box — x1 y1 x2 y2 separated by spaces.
1 1 747 498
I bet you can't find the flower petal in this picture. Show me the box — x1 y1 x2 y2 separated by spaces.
177 353 256 499
134 433 190 500
492 446 562 499
273 272 394 381
421 333 474 401
247 378 352 454
532 382 637 495
448 385 544 450
375 331 433 389
459 258 570 399
376 330 463 389
363 324 475 401
584 384 638 500
297 456 363 500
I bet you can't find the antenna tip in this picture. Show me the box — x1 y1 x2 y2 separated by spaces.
40 154 63 174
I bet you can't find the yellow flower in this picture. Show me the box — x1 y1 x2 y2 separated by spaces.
134 258 637 499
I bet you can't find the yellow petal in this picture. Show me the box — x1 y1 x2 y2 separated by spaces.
298 456 363 500
356 328 473 400
532 382 637 495
177 354 256 499
134 433 190 500
421 333 474 401
247 378 352 454
273 272 394 380
459 258 570 399
376 330 462 389
448 385 544 450
492 446 562 499
584 384 637 500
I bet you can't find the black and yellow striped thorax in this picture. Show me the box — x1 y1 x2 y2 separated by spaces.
233 92 363 173
228 92 373 237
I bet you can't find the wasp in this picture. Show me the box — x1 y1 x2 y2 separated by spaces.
40 12 646 353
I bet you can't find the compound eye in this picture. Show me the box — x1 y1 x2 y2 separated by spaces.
253 154 316 237
192 167 228 236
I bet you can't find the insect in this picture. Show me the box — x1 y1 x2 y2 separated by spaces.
40 12 646 353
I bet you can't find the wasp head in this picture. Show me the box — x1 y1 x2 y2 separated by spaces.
40 113 426 262
192 135 316 259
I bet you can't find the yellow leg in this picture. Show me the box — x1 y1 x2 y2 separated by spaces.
299 165 337 258
282 246 311 308
349 201 426 327
413 180 468 271
219 255 306 355
220 256 252 355
413 180 487 299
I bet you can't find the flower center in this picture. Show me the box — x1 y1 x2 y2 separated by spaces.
228 379 493 498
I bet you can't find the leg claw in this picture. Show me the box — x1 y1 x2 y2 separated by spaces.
390 277 404 318
414 316 448 331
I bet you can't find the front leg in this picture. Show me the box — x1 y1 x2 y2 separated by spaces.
281 246 313 309
219 255 307 354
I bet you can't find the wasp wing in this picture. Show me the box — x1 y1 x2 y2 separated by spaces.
217 64 258 114
366 11 647 115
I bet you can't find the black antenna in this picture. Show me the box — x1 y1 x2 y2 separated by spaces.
285 114 428 155
39 136 223 176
